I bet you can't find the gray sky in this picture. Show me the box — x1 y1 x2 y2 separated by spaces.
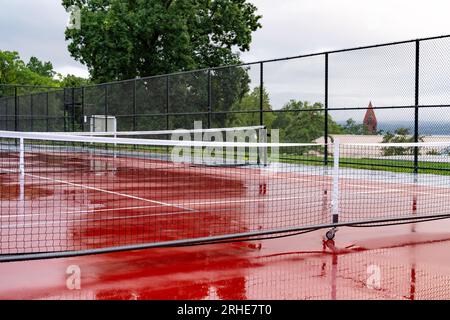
242 0 450 62
1 0 450 121
1 0 449 77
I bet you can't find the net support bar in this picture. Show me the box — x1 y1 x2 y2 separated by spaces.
18 137 25 214
19 137 25 176
331 139 340 224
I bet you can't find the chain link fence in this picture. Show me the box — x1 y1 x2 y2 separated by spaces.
2 35 450 166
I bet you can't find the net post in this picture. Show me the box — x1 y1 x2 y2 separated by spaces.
414 40 420 174
331 139 340 224
18 137 25 214
324 53 329 166
19 137 25 177
259 62 264 126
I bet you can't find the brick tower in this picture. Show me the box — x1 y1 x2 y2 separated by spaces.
363 101 377 134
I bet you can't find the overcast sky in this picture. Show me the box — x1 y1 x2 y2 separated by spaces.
1 0 450 121
1 0 449 77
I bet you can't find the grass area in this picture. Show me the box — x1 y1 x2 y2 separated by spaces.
3 138 450 175
278 153 450 176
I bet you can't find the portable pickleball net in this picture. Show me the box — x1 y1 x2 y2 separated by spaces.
1 127 450 262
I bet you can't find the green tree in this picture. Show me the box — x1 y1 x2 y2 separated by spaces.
62 0 262 82
342 118 385 135
226 86 275 128
381 128 424 156
26 57 55 78
343 118 369 135
0 51 23 85
272 100 343 143
59 74 91 87
0 51 59 94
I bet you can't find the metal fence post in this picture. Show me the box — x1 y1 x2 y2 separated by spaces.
104 85 108 132
71 87 75 132
166 76 170 130
81 87 85 132
63 88 67 132
414 40 420 174
324 53 329 166
14 86 18 132
133 80 137 131
46 91 49 132
207 69 212 129
259 62 264 127
165 76 170 155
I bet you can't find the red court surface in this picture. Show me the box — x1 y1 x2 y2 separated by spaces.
1 150 450 299
1 220 450 300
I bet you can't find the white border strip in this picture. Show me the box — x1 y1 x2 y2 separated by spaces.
0 130 321 148
46 126 266 136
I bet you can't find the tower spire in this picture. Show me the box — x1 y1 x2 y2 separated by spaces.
363 101 377 134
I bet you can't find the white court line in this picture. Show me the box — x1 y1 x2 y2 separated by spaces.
278 173 406 194
276 169 450 196
1 194 326 220
2 168 193 212
0 204 165 219
353 189 405 195
1 209 202 229
283 171 450 198
172 194 326 207
1 194 326 229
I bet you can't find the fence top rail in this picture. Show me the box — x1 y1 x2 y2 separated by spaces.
0 84 59 89
49 125 266 136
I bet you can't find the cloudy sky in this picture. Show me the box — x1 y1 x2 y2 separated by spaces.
1 0 450 77
1 0 450 122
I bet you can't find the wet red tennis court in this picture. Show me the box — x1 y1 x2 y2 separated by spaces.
1 150 450 299
1 219 450 299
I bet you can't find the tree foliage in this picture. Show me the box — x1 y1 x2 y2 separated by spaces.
26 57 56 78
342 118 369 135
226 86 275 128
0 51 58 90
59 74 91 87
272 100 343 143
0 50 90 91
62 0 262 82
381 128 424 156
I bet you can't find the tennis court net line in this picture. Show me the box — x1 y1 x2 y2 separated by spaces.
46 125 267 137
1 131 450 261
